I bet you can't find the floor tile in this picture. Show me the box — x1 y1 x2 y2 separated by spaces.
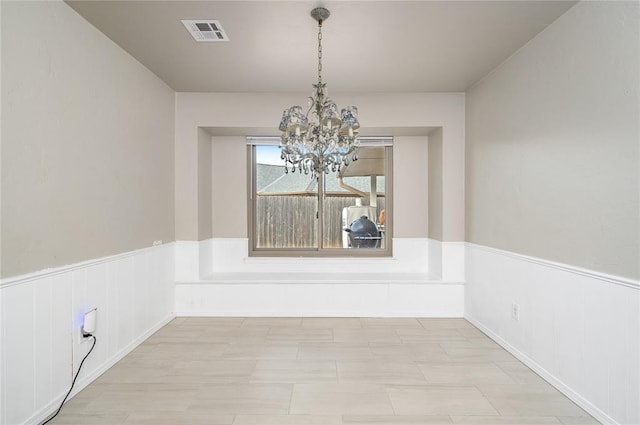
177 317 244 327
191 383 292 415
450 416 563 424
293 382 391 394
145 330 204 344
396 328 468 343
101 359 256 384
200 327 270 343
338 361 427 384
386 385 499 415
418 318 475 330
122 412 235 424
439 339 501 349
56 383 113 411
268 328 333 342
556 416 601 425
121 342 227 362
457 327 489 338
360 318 422 328
233 415 343 424
441 346 516 362
494 361 550 386
291 383 395 415
343 415 453 424
478 384 590 417
82 383 201 413
368 343 450 362
298 343 374 360
48 411 129 425
50 317 595 424
222 342 299 359
303 318 362 328
97 364 172 384
333 328 400 343
242 317 302 327
251 359 337 383
169 359 257 383
418 362 517 385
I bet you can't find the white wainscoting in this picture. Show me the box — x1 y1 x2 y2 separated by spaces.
201 238 433 275
0 244 175 425
178 239 473 279
174 240 200 282
465 243 640 425
442 241 465 282
175 238 465 317
198 238 214 279
427 238 443 280
175 281 464 317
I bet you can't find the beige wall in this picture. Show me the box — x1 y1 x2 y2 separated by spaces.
428 128 443 241
209 135 429 239
176 92 465 243
197 128 213 240
212 136 247 238
393 136 429 238
466 1 639 279
1 1 175 277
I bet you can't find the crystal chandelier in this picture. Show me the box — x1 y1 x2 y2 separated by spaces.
278 7 360 178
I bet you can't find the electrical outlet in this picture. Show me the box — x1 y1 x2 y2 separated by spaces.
79 327 90 343
78 308 97 343
511 302 520 321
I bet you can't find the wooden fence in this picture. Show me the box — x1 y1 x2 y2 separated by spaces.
255 194 385 249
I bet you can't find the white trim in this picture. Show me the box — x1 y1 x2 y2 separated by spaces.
27 314 175 425
243 257 398 265
0 243 171 289
174 240 199 246
465 313 618 425
190 273 457 285
466 242 639 290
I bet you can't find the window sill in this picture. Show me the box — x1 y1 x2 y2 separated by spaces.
243 256 397 265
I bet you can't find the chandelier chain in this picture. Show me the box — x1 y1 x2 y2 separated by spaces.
317 20 323 85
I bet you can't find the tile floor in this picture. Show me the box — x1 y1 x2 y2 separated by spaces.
50 318 599 425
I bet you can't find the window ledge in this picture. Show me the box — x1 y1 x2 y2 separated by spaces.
193 272 454 285
243 256 398 265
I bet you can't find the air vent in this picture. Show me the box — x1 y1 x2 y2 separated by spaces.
182 20 229 42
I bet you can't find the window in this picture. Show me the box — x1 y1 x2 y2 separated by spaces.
248 137 393 256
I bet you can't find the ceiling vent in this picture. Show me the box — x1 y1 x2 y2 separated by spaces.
181 20 229 42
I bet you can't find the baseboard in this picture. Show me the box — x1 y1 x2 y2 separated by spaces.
27 313 175 425
465 314 617 425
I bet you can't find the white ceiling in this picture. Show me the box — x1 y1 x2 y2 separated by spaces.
65 0 576 93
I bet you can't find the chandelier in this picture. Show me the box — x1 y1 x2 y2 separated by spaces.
278 7 360 178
